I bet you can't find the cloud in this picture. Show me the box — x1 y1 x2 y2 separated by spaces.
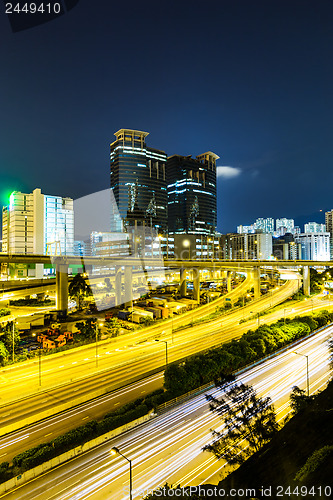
216 166 241 179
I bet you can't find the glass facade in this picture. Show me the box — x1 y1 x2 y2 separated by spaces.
167 152 218 236
44 195 74 255
110 129 167 232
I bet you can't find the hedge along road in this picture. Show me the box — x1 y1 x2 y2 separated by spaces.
0 280 298 432
0 282 322 462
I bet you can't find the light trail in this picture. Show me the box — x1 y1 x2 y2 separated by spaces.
3 323 331 500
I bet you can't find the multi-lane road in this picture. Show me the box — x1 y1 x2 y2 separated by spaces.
1 281 328 465
0 279 298 434
2 317 331 500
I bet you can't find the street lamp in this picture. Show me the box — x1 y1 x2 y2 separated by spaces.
11 320 17 363
110 447 132 500
32 332 42 386
155 339 168 368
293 351 310 396
250 311 260 327
95 321 103 368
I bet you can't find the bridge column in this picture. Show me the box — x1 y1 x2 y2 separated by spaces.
180 268 187 297
253 266 261 299
227 271 232 293
303 266 310 296
115 266 122 306
193 267 200 304
124 266 133 308
56 263 68 318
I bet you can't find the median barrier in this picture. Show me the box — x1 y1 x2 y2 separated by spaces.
0 412 152 494
0 280 297 434
0 368 161 436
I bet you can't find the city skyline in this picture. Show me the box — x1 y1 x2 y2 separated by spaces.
1 1 333 233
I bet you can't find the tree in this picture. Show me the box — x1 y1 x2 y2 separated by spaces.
289 385 314 415
0 321 20 357
104 277 113 292
75 318 97 340
105 318 120 338
203 381 278 465
0 342 8 366
68 274 92 310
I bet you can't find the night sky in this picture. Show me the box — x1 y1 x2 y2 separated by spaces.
1 0 333 234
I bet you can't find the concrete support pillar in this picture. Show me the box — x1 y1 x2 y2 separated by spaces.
124 265 133 308
180 268 187 297
56 263 68 318
303 266 310 296
115 266 122 306
227 271 232 293
193 268 200 304
253 266 261 299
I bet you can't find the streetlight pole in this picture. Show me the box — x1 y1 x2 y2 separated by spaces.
110 447 132 500
95 323 98 368
250 311 260 327
293 352 310 396
95 322 103 368
155 339 168 368
12 321 15 363
39 347 42 386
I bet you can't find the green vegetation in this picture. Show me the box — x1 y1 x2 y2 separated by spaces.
217 378 333 498
0 321 20 364
1 310 332 486
289 386 315 415
9 298 53 307
203 382 278 465
74 317 98 341
0 389 168 483
164 311 333 395
68 273 93 310
0 308 11 317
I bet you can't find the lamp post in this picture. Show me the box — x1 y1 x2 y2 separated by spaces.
110 447 132 500
155 339 168 368
32 333 42 386
38 346 42 386
95 321 103 368
293 351 310 396
12 321 16 363
250 311 260 327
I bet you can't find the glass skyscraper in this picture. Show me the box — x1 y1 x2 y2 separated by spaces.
110 129 167 232
166 152 218 235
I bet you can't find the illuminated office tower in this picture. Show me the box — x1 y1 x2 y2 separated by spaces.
167 152 218 235
2 188 74 256
110 129 167 232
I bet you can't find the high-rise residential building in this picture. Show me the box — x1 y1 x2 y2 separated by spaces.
325 209 333 258
237 224 255 234
2 188 74 256
110 129 167 233
223 233 273 260
294 232 330 261
166 152 218 235
276 218 294 235
304 222 326 233
254 218 274 234
2 188 74 277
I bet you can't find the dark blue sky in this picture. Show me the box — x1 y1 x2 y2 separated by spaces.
1 0 333 233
